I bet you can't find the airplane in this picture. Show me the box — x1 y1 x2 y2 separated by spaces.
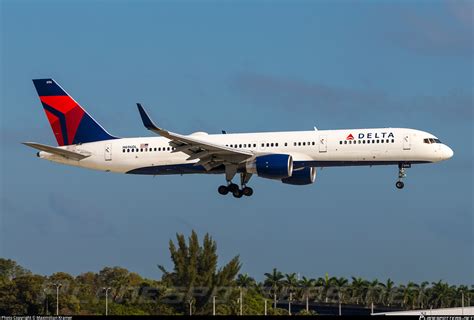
24 78 454 198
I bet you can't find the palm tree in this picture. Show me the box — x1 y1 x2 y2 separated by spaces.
283 273 299 298
236 273 256 289
379 278 395 306
430 280 454 308
365 279 381 307
264 268 284 308
332 277 349 304
350 277 368 305
457 285 469 308
316 273 335 303
417 281 429 309
298 276 316 302
399 282 418 309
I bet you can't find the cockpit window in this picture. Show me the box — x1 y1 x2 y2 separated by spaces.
424 138 442 144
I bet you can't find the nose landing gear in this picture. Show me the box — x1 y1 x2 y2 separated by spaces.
396 163 410 189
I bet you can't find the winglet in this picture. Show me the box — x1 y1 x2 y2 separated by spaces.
137 103 161 131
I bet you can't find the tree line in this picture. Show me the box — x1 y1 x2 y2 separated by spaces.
1 230 472 315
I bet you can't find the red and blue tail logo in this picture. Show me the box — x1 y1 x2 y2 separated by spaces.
33 79 117 146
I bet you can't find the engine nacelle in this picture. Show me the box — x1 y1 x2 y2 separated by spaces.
281 167 316 185
246 154 293 180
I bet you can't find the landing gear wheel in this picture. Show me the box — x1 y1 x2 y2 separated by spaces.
218 185 229 195
396 181 404 189
242 187 253 197
228 183 239 193
233 189 243 198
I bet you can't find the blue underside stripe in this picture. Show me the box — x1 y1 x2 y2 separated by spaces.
126 160 431 175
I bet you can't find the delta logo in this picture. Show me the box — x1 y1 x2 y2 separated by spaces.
346 132 395 140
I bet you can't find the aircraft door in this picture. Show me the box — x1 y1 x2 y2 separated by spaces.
403 134 411 150
105 143 112 161
319 135 327 153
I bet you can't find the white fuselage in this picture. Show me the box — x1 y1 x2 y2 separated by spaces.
38 127 453 178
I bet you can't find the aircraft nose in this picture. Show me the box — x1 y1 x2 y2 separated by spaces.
443 145 454 160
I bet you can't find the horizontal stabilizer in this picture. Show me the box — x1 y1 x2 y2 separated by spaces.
22 142 91 161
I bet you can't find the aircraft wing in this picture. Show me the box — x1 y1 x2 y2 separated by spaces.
137 104 254 170
23 142 91 161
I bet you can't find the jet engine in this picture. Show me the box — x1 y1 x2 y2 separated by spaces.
281 167 316 185
246 154 293 179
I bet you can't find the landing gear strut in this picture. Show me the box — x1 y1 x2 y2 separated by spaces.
217 170 253 198
396 163 410 189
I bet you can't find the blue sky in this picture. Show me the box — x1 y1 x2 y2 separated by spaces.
1 0 472 285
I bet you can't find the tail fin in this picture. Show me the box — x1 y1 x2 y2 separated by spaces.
32 78 117 146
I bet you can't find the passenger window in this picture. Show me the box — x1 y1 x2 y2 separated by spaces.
340 141 342 145
266 143 269 147
386 139 389 143
367 140 370 144
358 140 361 144
294 142 297 146
372 140 375 144
253 144 257 147
276 143 279 147
284 142 287 146
344 141 347 144
363 140 366 144
298 142 301 146
376 140 379 143
261 143 264 147
381 140 384 143
391 139 395 143
303 142 306 146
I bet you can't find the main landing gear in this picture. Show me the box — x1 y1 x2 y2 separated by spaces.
396 163 410 189
218 183 253 198
218 171 253 198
